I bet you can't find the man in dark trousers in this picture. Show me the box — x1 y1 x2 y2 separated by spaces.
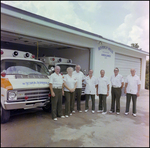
49 66 65 121
96 70 109 114
109 68 124 115
72 65 85 113
124 68 141 117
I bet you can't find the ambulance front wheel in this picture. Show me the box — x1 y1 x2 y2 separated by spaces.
42 102 51 112
1 105 10 124
81 95 86 100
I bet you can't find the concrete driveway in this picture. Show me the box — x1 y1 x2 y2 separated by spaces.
1 89 149 147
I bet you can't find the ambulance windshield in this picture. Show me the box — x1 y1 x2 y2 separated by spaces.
1 59 49 75
57 64 76 74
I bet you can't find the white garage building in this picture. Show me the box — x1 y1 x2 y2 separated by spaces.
1 3 148 93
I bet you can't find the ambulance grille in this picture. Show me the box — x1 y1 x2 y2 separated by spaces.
7 88 50 102
82 83 86 95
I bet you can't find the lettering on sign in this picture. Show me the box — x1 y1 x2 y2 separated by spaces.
98 46 113 59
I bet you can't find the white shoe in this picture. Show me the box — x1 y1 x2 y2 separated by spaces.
85 110 88 113
61 116 65 118
102 112 107 114
109 111 113 113
65 115 69 118
125 112 129 115
79 110 82 113
92 110 95 114
97 110 103 113
70 113 72 116
117 112 120 115
72 110 75 113
132 113 136 117
54 118 57 121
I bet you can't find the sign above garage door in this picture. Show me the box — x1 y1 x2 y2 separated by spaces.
98 46 113 59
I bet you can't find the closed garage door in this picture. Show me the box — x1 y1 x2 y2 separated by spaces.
115 53 141 79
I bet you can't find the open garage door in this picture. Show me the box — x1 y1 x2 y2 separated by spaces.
1 31 90 73
115 53 141 80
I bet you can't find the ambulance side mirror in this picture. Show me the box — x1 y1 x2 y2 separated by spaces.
48 67 54 74
83 69 86 75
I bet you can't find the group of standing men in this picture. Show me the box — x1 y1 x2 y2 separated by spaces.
49 65 141 121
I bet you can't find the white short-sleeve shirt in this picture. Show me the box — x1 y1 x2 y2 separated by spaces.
63 74 77 92
110 74 124 87
97 76 109 95
72 71 85 88
49 72 63 88
84 76 97 95
125 74 141 94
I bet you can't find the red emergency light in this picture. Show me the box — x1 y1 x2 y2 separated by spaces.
1 50 4 55
1 72 6 77
32 55 35 58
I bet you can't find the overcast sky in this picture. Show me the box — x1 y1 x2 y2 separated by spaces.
1 1 149 58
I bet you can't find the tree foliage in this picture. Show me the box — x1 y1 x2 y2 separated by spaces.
145 60 149 89
131 43 139 48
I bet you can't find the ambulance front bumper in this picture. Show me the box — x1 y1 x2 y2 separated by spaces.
4 99 50 110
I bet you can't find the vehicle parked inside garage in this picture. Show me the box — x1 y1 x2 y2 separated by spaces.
38 56 86 101
1 49 51 123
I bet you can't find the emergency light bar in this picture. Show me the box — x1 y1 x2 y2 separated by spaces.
1 49 35 59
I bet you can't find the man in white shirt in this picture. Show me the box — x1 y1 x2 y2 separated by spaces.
49 66 65 121
109 67 124 115
72 65 85 113
124 69 141 117
84 69 97 113
96 70 109 114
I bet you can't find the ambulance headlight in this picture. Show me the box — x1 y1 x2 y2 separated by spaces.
8 91 17 101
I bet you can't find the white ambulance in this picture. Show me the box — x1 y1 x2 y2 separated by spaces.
1 49 51 123
38 56 86 97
